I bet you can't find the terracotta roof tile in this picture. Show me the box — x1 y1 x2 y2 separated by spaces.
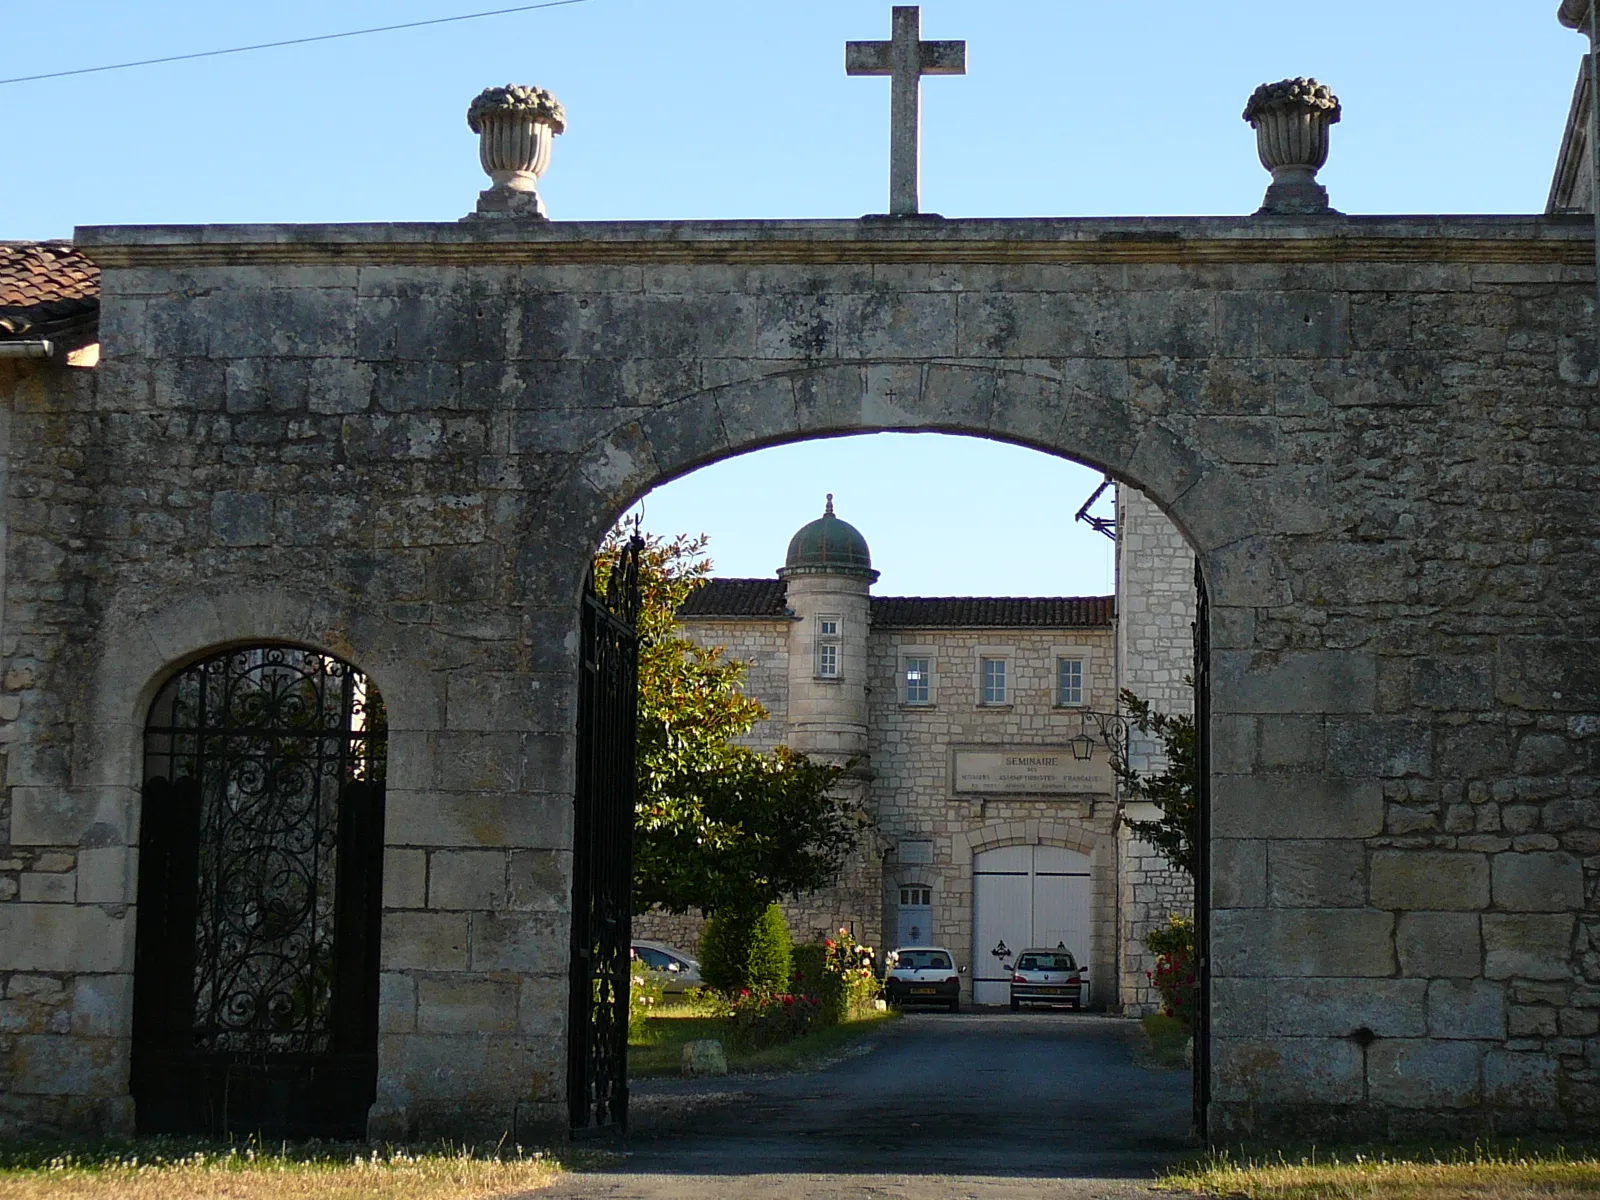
678 578 1114 628
0 242 101 340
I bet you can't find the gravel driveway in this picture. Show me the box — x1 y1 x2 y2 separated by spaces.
538 1011 1194 1200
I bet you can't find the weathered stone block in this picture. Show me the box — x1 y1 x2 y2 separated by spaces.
379 973 417 1034
1213 650 1376 715
19 872 75 903
1269 840 1366 907
74 848 129 905
1212 909 1394 977
429 850 508 911
1427 979 1505 1040
517 974 566 1038
416 977 518 1034
11 1035 125 1098
383 848 428 909
1212 1037 1364 1104
1411 656 1494 712
1212 978 1425 1038
1370 851 1490 911
681 1039 728 1077
381 913 470 971
386 789 571 849
9 787 127 846
469 913 564 973
508 850 571 913
1326 718 1434 779
1484 1049 1561 1108
70 975 132 1038
1212 776 1383 839
1256 715 1324 769
1397 912 1481 978
1367 1039 1481 1109
1483 914 1576 980
1212 839 1266 908
0 906 133 973
1491 851 1585 911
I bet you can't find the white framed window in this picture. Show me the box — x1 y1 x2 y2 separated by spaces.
816 614 841 678
980 656 1008 705
903 656 931 705
899 884 932 907
1056 657 1085 707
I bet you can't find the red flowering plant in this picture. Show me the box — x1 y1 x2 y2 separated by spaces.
1143 914 1196 1032
820 927 881 1025
725 988 822 1049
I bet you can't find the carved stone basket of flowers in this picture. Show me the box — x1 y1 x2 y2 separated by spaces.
1242 77 1341 215
466 84 567 218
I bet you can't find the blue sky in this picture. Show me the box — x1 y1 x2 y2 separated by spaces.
2 2 1579 594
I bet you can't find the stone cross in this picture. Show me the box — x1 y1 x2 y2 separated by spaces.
846 6 966 216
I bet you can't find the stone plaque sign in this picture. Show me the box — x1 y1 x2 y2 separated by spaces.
953 747 1114 796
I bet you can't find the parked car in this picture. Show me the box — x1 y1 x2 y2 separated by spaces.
884 946 963 1012
631 940 703 996
1009 948 1084 1011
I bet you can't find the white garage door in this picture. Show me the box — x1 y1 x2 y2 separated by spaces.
972 845 1092 1005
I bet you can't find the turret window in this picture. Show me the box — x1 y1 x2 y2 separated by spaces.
816 615 841 678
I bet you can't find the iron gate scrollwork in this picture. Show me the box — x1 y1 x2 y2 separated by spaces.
132 645 386 1138
1192 557 1212 1141
569 534 643 1135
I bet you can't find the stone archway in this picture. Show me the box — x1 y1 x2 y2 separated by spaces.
1 215 1583 1141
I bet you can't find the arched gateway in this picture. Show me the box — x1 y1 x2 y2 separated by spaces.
0 211 1591 1143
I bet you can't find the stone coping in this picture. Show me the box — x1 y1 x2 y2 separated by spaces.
74 214 1593 268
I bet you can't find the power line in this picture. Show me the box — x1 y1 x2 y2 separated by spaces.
0 0 595 87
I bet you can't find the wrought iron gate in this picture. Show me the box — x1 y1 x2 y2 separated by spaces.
1191 557 1212 1140
131 646 387 1138
568 535 643 1135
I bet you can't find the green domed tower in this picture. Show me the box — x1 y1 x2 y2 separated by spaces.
779 496 876 765
781 494 878 580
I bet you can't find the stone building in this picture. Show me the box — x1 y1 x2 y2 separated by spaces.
634 493 1195 1013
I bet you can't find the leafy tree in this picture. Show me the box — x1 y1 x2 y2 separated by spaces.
594 529 866 917
1111 686 1197 879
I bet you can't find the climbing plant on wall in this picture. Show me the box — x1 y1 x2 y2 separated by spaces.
1111 686 1197 880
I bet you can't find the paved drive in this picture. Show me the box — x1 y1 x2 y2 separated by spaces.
539 1012 1194 1200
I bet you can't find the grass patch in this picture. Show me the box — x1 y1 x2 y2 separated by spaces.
629 1000 899 1077
1140 1012 1191 1069
0 1140 559 1200
1165 1145 1600 1199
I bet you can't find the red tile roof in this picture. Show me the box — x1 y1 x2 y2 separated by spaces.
679 578 1114 628
0 242 100 341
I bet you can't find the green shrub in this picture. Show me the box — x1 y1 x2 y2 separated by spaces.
698 904 793 995
790 942 827 997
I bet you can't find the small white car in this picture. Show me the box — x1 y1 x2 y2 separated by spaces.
884 946 963 1012
1009 947 1084 1011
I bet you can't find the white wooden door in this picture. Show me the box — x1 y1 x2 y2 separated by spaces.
972 845 1092 1005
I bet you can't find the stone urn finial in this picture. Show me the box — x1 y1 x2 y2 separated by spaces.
1243 78 1341 215
466 84 567 219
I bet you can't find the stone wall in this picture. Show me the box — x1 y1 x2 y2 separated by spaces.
0 214 1589 1140
1116 485 1198 1013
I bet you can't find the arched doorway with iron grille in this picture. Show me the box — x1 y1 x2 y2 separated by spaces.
130 644 388 1138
